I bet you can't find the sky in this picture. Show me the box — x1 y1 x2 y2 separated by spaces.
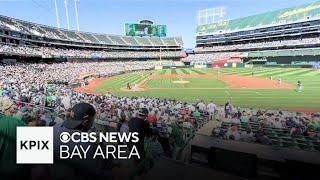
0 0 317 48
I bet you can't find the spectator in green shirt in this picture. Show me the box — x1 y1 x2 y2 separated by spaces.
0 99 26 177
193 109 201 121
142 128 164 174
170 120 184 160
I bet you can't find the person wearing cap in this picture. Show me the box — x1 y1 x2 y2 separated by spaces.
128 108 150 161
52 102 112 179
1 99 17 116
57 102 96 131
53 102 93 130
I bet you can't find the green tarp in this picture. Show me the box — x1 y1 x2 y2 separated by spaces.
198 1 320 34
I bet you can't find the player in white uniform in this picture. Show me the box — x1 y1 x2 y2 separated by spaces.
296 81 303 92
278 78 282 86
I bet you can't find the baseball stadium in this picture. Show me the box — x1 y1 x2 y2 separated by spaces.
0 0 320 180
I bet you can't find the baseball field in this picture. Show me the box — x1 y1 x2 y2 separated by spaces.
76 68 320 112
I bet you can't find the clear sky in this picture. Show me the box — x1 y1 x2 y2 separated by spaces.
0 0 317 48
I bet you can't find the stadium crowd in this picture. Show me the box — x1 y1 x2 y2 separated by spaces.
0 60 319 179
184 52 243 63
195 37 320 52
0 61 195 179
0 61 319 143
212 106 320 146
0 43 183 58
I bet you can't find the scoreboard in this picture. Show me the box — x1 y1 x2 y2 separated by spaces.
125 23 167 37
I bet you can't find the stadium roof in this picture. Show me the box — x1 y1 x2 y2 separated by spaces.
197 1 320 35
0 14 183 48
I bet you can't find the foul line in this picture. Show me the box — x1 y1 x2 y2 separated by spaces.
148 87 293 90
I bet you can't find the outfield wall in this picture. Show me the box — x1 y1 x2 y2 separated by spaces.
243 55 320 68
266 55 320 64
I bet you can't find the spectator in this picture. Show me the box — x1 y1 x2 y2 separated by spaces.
224 102 232 118
226 124 240 140
0 99 26 178
255 129 272 145
207 101 217 120
51 103 112 180
170 120 185 160
240 127 256 142
128 108 150 162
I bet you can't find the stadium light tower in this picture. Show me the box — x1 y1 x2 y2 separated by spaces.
74 0 80 32
54 0 60 28
64 0 70 30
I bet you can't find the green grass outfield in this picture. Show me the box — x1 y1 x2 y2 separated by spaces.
94 68 320 112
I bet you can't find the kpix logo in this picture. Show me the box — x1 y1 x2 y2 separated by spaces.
16 127 54 164
20 140 50 150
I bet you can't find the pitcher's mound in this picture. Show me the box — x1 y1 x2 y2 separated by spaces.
172 80 190 84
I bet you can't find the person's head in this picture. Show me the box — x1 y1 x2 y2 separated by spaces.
1 100 17 116
38 120 47 126
229 135 235 140
246 127 252 134
22 114 32 124
176 119 183 128
136 108 148 120
62 103 96 132
58 112 66 119
28 116 40 126
231 125 237 133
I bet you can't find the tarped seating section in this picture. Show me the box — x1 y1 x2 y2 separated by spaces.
211 58 242 68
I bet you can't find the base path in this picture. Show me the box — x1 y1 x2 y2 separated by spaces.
73 78 107 95
217 75 295 89
120 75 149 92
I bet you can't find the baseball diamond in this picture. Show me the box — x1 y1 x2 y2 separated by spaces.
75 68 320 112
